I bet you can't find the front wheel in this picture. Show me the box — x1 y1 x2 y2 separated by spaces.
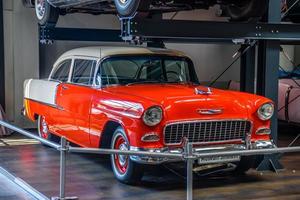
226 0 268 21
114 0 151 17
111 127 144 184
35 0 59 27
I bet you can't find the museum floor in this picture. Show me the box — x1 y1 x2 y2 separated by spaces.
0 126 299 200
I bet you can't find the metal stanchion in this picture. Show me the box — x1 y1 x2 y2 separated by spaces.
52 137 77 200
185 142 194 200
59 137 67 199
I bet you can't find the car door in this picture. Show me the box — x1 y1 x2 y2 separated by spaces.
48 59 73 137
61 58 97 147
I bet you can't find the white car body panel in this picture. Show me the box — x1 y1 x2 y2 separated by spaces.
24 79 60 107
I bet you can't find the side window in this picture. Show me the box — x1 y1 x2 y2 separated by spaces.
50 59 72 82
71 59 96 85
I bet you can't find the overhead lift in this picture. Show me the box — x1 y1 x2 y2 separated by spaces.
37 0 300 171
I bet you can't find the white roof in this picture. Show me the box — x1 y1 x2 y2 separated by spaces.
58 46 187 60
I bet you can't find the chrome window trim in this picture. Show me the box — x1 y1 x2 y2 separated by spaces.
163 119 253 146
69 56 98 86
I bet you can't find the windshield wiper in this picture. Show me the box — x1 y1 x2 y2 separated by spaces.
126 80 162 86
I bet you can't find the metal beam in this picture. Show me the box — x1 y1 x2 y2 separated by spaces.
240 45 256 93
257 0 281 144
256 0 282 171
121 18 300 43
0 0 5 110
39 26 122 43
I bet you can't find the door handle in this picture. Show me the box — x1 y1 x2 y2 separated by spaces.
62 85 69 90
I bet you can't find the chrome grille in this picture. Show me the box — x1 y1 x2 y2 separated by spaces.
164 120 252 145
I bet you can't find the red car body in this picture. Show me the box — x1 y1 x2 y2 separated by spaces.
25 83 272 147
23 46 275 183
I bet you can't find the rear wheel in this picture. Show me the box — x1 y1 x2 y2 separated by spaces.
37 115 57 145
114 0 151 17
226 0 268 21
111 127 144 184
35 0 59 27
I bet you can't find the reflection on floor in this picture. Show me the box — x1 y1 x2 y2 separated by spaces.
0 126 299 200
0 132 40 146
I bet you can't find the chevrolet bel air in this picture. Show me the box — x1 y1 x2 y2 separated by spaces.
24 46 275 184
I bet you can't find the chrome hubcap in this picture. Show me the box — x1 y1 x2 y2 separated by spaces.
41 119 48 134
118 143 128 166
119 0 128 5
36 0 46 20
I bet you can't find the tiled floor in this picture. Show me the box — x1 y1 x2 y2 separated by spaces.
0 128 299 200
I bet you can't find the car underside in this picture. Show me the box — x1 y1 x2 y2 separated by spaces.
25 0 270 27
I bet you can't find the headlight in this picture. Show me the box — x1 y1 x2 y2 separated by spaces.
257 103 274 121
142 106 163 126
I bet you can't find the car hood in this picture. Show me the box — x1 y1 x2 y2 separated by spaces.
103 84 265 121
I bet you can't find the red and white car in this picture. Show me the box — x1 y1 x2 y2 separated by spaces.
24 46 275 184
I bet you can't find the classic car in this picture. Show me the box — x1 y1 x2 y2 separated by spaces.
23 0 268 27
24 46 275 184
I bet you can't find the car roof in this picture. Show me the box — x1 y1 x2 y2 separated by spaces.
58 46 188 60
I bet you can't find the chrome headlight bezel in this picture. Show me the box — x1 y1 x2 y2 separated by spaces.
257 103 274 121
142 106 163 126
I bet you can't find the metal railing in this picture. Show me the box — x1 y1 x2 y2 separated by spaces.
1 120 300 200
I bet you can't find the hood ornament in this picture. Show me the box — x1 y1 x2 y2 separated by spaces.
198 109 223 115
195 86 212 95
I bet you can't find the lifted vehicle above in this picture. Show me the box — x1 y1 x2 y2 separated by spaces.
24 0 269 27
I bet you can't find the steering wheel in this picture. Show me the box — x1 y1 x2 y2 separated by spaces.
164 71 183 82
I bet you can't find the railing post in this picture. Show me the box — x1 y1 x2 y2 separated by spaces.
185 141 193 200
59 137 67 199
51 137 77 200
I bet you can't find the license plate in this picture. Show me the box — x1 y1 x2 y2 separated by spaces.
198 155 240 165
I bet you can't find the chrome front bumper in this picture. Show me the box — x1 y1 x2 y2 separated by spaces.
130 140 276 165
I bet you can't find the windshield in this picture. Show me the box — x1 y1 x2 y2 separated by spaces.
95 56 199 86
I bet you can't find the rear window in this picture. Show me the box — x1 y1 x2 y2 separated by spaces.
50 59 72 82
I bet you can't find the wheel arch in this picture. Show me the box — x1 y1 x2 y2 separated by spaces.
99 120 126 148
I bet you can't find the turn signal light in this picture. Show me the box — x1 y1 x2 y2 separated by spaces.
141 133 160 142
256 128 271 135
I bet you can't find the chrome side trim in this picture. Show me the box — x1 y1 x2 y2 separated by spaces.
24 98 63 111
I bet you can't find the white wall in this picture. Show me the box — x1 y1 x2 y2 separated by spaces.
3 0 39 127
